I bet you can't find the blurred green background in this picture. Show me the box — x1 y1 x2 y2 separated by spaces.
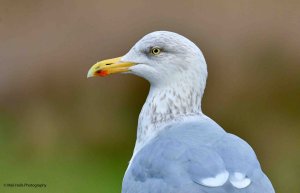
0 0 299 192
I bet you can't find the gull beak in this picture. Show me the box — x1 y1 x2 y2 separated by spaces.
87 57 136 78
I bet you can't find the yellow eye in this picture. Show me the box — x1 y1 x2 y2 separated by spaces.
151 47 161 55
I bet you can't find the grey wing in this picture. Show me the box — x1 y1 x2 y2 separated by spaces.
213 133 275 193
122 137 230 193
122 120 275 193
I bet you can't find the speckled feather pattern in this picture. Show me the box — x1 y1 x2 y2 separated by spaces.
135 79 203 153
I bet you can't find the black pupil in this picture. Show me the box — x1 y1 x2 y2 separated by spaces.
153 49 159 54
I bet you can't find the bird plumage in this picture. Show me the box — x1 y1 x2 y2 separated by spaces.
123 116 274 193
87 31 275 193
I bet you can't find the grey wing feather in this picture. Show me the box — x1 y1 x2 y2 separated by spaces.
123 138 227 193
122 118 275 193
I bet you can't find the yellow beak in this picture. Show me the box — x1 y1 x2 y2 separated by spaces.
87 57 135 78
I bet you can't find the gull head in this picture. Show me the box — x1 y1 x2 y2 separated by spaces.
87 31 207 89
88 32 209 147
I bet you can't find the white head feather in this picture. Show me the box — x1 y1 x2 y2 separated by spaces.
121 31 208 153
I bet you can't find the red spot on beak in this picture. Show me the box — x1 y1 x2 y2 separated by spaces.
96 70 108 77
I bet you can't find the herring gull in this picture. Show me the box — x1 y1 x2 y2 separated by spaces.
87 31 275 193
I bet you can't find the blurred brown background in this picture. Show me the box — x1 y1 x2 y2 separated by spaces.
0 0 299 193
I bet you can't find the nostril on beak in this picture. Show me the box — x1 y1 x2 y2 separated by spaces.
106 63 113 66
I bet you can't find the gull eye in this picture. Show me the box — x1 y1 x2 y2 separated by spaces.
150 47 161 55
